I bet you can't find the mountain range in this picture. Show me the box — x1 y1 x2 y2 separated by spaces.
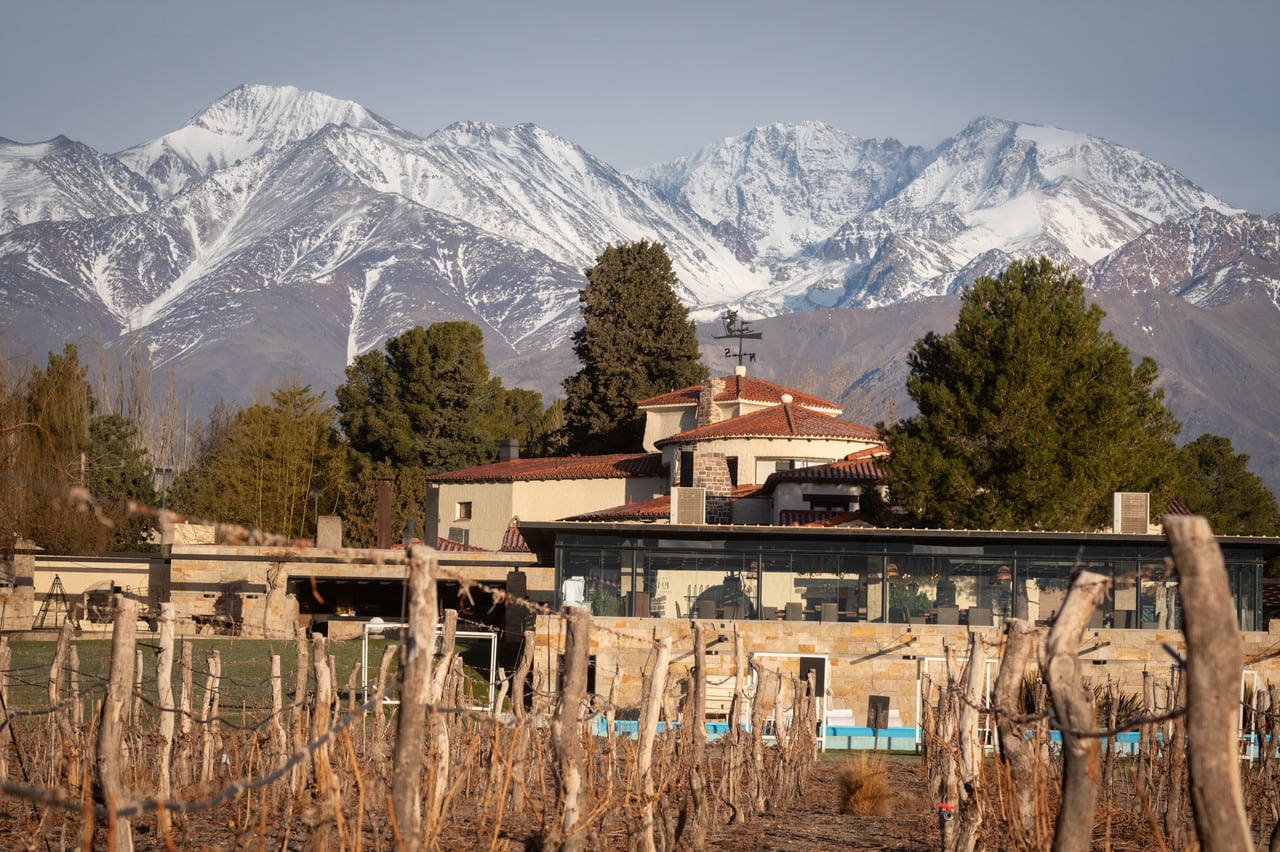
1 83 1277 497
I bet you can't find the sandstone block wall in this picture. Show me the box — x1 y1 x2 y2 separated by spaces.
533 615 1280 728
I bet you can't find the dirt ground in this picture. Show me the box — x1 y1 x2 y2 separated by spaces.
704 755 937 851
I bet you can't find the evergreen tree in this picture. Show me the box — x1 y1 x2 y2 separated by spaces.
337 321 552 472
562 240 708 453
883 257 1182 530
86 414 158 551
171 382 347 539
1177 433 1280 535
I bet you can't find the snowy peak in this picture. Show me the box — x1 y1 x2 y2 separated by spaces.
190 83 402 140
631 121 923 259
116 83 407 198
0 135 156 233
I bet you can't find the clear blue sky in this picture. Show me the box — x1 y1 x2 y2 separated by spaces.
2 0 1276 215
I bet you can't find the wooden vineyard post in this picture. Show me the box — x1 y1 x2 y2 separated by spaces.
954 630 987 852
1044 569 1110 852
269 654 286 765
426 608 458 836
1166 514 1255 852
748 657 768 817
549 606 590 852
155 603 176 836
993 618 1040 842
637 636 672 852
176 640 194 788
49 619 76 784
290 624 310 797
507 629 536 813
70 645 82 726
392 544 436 849
97 595 138 851
686 622 710 845
0 637 9 782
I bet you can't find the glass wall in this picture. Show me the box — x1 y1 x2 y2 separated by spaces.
551 533 1265 630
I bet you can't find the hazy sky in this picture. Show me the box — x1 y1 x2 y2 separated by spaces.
2 0 1276 214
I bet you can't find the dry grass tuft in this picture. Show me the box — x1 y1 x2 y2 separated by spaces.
838 753 893 816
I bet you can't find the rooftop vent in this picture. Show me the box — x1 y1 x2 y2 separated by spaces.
1113 492 1150 534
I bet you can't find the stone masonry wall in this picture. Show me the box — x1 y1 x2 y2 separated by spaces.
533 615 1280 728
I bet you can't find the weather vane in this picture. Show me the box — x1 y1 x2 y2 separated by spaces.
713 310 762 367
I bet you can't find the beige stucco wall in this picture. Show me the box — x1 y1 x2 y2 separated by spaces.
642 407 697 452
534 615 1280 728
431 481 517 551
662 435 880 487
430 477 667 551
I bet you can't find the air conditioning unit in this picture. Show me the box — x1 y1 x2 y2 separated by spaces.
1112 492 1150 534
671 487 706 525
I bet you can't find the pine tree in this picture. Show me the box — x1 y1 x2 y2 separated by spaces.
562 240 708 454
1177 433 1280 535
883 256 1182 530
337 321 549 472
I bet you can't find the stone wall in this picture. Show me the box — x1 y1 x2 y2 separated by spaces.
532 615 1280 727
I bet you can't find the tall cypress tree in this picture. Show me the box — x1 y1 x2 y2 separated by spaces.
883 256 1182 530
562 240 708 454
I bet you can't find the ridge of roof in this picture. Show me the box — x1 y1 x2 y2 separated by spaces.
637 374 841 412
657 404 880 446
428 452 664 483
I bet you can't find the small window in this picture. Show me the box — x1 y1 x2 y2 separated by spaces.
456 502 473 521
727 456 739 487
679 451 694 488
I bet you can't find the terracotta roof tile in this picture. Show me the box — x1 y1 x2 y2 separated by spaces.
566 494 673 521
638 374 841 413
657 405 879 446
763 456 886 490
434 536 488 552
428 453 665 483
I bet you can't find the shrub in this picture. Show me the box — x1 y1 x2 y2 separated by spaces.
838 753 893 816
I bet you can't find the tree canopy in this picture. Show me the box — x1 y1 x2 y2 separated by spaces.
170 382 347 539
336 321 554 473
1177 433 1280 536
562 240 708 453
882 256 1182 530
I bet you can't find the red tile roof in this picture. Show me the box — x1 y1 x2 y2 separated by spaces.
428 453 665 483
564 483 766 522
763 455 886 490
638 374 841 413
657 404 880 446
501 524 530 552
434 536 488 552
566 494 672 521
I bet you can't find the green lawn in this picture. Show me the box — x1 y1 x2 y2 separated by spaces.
0 634 425 721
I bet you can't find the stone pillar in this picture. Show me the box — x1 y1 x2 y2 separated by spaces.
693 451 734 524
1 539 35 631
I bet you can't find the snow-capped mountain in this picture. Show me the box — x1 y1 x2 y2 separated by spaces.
635 117 1239 312
1 83 1278 490
116 84 409 199
0 135 156 231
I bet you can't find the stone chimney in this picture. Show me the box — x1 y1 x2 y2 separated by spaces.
499 438 520 462
695 376 726 428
